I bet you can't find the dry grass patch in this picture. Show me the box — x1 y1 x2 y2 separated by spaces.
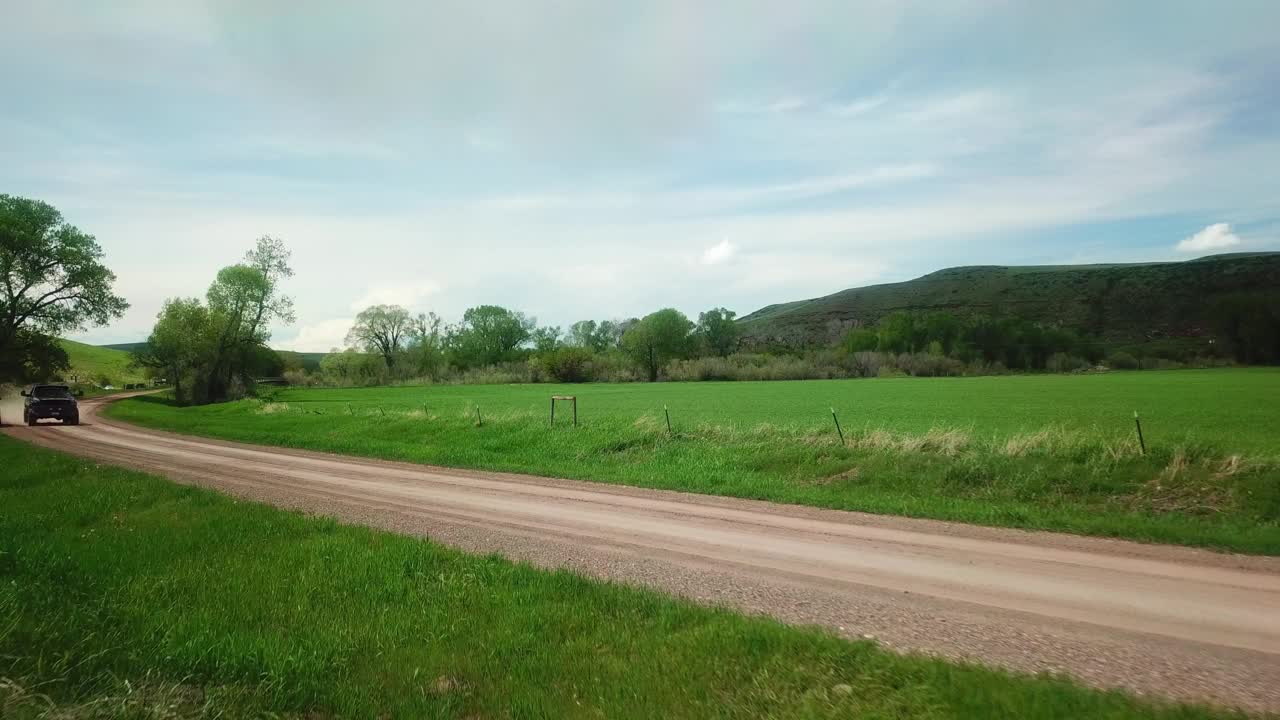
0 676 267 720
815 467 861 486
254 401 292 415
1126 452 1239 517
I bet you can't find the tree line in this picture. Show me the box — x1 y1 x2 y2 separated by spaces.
319 295 1280 388
323 305 742 386
838 311 1103 370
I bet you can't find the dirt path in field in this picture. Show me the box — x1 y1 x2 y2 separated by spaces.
6 395 1280 713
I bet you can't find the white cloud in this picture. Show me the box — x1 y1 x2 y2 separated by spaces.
470 164 937 218
829 96 887 117
1089 114 1219 162
283 318 354 353
349 283 442 311
701 238 736 265
464 129 505 152
1176 223 1242 253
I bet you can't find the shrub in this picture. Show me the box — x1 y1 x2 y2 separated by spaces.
538 347 595 383
895 352 964 377
849 351 883 378
320 350 388 386
665 354 831 382
282 369 321 387
1107 352 1139 370
665 357 735 381
840 327 879 353
1047 353 1089 373
458 362 531 385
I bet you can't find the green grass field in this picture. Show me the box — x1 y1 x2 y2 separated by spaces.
59 338 145 387
106 369 1280 554
0 436 1252 719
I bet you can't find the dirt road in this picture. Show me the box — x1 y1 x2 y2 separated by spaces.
7 395 1280 712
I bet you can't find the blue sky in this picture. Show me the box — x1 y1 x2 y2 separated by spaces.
3 1 1278 350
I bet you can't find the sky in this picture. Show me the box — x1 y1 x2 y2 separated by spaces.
3 1 1279 351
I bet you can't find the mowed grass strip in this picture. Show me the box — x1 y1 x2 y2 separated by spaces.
0 437 1253 720
106 369 1280 554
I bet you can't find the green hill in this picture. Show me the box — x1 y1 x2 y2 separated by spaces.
277 350 327 373
738 252 1280 349
59 339 146 386
100 342 148 354
98 343 327 374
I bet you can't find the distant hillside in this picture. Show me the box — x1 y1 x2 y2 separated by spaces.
98 343 327 373
100 342 148 354
59 340 146 385
276 350 327 373
738 252 1280 349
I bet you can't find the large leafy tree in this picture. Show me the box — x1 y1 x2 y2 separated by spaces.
138 237 293 404
135 298 216 404
621 308 695 381
0 194 127 381
347 304 414 369
566 320 601 350
405 311 446 378
203 237 294 398
244 236 295 330
531 325 561 353
696 307 740 357
566 319 624 352
447 305 534 368
0 330 69 384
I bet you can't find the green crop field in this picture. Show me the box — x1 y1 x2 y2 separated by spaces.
107 368 1280 554
0 436 1250 719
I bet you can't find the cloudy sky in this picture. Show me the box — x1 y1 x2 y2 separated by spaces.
4 1 1279 350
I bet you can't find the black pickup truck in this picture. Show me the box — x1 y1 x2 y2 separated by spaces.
21 384 81 426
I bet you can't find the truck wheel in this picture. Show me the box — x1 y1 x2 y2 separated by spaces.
67 417 80 426
27 414 38 427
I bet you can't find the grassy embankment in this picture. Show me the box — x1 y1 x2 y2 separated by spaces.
106 368 1280 554
59 339 146 388
0 436 1255 719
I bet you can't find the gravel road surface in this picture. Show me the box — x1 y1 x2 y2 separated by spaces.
6 395 1279 712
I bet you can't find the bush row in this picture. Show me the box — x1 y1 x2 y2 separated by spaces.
286 348 1231 388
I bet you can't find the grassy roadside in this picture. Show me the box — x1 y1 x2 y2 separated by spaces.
0 436 1252 719
105 372 1280 554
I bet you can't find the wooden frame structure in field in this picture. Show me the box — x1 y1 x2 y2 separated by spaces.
550 395 577 427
